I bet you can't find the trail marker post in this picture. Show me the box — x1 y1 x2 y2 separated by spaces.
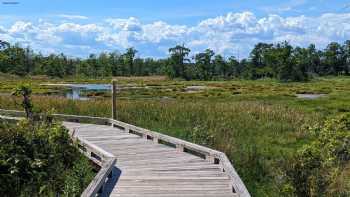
112 80 117 120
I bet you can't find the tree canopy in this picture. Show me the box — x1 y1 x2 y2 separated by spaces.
0 40 350 81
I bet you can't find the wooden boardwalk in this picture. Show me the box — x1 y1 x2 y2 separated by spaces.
0 109 249 197
64 122 241 197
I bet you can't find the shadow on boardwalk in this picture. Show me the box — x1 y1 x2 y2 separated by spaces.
100 167 122 197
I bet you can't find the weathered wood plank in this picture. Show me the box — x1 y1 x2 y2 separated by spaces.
118 165 221 171
0 110 250 197
111 194 237 197
81 158 116 197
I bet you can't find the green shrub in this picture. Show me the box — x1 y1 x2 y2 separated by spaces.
283 113 350 196
63 155 95 196
0 120 94 196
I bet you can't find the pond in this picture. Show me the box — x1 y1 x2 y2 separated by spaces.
296 93 326 99
184 86 208 93
44 84 111 100
42 84 211 100
67 84 112 100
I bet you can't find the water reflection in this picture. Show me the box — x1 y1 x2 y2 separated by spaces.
64 84 111 100
66 88 89 100
296 94 326 99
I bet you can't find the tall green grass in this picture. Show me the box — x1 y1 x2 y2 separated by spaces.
0 95 320 196
2 76 349 196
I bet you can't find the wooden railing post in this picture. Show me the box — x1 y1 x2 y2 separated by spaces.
0 109 250 197
176 144 184 152
112 80 117 120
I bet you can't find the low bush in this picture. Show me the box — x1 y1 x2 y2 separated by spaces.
0 120 94 196
283 113 350 196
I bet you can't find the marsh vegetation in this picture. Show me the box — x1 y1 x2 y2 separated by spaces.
0 84 95 197
1 37 350 196
0 75 349 196
0 119 95 196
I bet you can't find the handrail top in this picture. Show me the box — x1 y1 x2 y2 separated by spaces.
0 109 250 197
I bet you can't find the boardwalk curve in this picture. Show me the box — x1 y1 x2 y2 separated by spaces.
0 109 250 197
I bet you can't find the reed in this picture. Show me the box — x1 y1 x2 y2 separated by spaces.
0 95 320 195
1 76 349 195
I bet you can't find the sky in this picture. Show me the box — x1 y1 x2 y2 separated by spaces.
0 0 350 58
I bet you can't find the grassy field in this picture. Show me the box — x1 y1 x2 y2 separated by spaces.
0 75 349 196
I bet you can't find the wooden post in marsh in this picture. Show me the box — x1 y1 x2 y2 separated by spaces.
112 80 117 120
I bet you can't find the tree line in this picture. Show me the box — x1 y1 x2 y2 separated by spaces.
0 40 349 81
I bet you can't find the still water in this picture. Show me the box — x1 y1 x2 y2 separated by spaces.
64 84 111 100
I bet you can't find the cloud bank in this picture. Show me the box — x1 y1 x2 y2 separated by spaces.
0 12 349 58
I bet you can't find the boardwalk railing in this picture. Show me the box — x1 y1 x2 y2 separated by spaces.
0 110 116 197
74 135 116 197
0 109 250 197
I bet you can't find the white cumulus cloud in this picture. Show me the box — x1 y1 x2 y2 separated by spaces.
1 11 350 58
106 17 142 32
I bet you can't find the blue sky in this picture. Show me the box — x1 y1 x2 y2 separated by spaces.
1 0 350 58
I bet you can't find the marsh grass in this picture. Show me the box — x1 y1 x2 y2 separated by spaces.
0 76 349 196
0 95 320 195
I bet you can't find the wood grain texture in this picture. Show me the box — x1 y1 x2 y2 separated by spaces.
0 109 250 197
64 122 250 197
